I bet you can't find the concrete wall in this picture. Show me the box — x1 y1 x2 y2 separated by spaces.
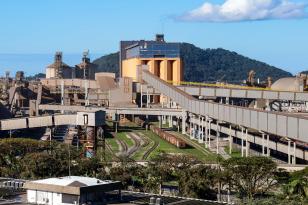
41 79 98 89
27 190 63 205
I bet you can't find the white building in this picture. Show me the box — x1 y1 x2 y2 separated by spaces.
24 176 121 205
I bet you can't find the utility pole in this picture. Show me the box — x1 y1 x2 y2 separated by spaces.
68 143 71 178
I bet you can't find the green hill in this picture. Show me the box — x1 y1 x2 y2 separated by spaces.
300 70 308 75
93 43 292 82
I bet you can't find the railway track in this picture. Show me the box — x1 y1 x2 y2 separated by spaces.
167 131 213 156
105 140 120 160
117 139 128 156
127 132 142 158
142 140 159 160
138 132 159 160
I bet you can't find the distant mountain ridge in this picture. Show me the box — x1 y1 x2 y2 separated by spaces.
93 43 292 82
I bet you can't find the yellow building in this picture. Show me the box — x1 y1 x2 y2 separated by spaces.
120 35 183 85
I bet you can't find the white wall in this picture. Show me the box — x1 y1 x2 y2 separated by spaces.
27 190 36 203
46 67 56 79
27 190 67 205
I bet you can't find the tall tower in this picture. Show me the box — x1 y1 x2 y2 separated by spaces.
46 52 72 79
75 50 97 80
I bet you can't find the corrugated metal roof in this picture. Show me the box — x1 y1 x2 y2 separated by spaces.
32 176 112 187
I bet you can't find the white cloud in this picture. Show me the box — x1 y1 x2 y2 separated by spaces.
179 0 308 22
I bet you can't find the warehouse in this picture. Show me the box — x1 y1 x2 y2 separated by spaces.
24 176 121 205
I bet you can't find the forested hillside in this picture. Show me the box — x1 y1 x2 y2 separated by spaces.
93 43 292 82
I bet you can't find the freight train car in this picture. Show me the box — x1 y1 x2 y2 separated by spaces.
150 125 186 148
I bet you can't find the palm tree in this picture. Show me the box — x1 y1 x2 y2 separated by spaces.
285 176 308 199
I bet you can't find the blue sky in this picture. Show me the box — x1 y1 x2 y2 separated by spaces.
0 0 307 75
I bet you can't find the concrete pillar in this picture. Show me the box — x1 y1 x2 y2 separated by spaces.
61 80 64 114
201 117 205 143
162 115 166 125
241 127 244 157
265 99 270 111
229 124 232 155
245 129 249 157
254 100 258 109
198 115 203 143
158 116 162 129
216 121 219 155
293 142 296 165
288 140 291 164
146 87 149 108
287 140 296 165
262 133 265 156
146 115 149 131
266 134 270 157
189 114 193 139
168 116 172 128
85 80 89 106
112 114 119 133
140 84 143 108
61 80 64 106
181 110 187 135
194 116 198 139
177 117 180 132
205 117 208 148
208 120 212 149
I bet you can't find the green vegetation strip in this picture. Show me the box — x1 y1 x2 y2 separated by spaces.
224 146 241 158
140 130 216 162
151 121 170 129
131 133 156 161
169 131 216 156
105 137 119 153
116 132 134 148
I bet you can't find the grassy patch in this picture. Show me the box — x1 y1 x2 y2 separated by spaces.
141 130 216 163
105 137 119 153
96 145 114 161
131 134 155 161
225 146 241 158
151 121 170 129
116 132 134 148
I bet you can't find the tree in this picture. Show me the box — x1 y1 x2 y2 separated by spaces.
146 153 174 194
93 44 292 83
222 156 278 201
21 152 60 179
72 157 101 177
283 167 308 201
179 165 217 200
0 138 49 178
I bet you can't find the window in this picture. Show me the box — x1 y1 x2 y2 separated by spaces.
62 194 79 204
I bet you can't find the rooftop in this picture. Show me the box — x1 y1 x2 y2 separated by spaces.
32 176 113 187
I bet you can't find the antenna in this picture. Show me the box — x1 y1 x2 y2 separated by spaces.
82 49 90 79
160 16 166 35
83 49 89 58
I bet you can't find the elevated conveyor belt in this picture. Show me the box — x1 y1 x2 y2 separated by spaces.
38 105 183 117
136 83 308 101
0 114 76 131
177 85 308 101
142 69 308 143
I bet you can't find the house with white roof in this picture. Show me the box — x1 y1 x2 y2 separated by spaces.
24 176 121 205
